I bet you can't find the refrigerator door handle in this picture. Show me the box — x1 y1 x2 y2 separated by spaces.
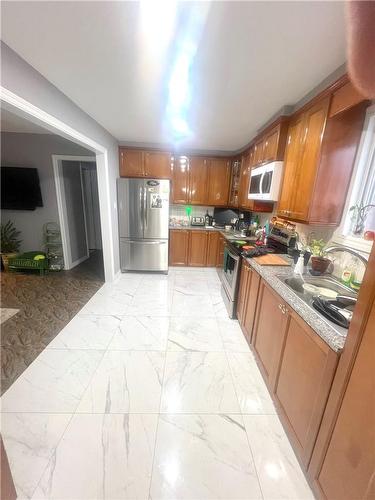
144 187 148 229
128 240 167 244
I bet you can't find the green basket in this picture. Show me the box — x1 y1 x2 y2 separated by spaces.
8 252 49 275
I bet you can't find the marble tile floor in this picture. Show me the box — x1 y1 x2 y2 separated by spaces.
0 267 314 499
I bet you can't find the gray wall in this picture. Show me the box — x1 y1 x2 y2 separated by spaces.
1 42 120 280
1 131 92 252
61 160 87 263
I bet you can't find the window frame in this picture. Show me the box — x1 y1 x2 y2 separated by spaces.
332 103 375 255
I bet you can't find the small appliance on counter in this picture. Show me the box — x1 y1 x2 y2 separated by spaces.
191 216 205 226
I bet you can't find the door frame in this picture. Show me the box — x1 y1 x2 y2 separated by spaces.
52 155 95 270
1 86 116 281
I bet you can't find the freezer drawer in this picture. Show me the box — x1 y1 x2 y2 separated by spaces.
120 238 168 272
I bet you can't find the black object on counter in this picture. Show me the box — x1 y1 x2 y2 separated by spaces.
242 247 270 258
312 296 351 328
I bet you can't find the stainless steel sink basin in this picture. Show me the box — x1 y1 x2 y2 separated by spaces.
281 275 357 298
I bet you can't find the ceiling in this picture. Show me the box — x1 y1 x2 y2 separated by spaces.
1 108 53 134
1 1 347 151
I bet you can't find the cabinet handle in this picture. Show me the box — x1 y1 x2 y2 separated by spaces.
278 304 287 314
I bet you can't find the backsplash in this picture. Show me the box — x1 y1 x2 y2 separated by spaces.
169 205 214 226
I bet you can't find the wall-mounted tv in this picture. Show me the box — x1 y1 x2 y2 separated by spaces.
1 166 43 210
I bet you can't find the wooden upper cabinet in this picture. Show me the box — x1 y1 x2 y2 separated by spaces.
207 158 230 206
171 155 189 204
277 97 330 223
189 157 208 205
119 148 171 179
239 152 251 209
274 312 338 467
144 151 171 178
252 280 290 391
228 158 241 208
253 139 265 166
119 148 144 177
169 229 189 266
263 127 280 162
277 115 305 217
329 80 366 118
188 230 208 266
291 97 330 221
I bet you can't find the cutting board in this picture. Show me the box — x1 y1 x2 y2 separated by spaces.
253 254 291 266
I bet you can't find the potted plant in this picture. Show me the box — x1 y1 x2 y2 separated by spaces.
309 238 331 274
1 220 22 271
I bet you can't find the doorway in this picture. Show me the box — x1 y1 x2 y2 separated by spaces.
52 155 104 277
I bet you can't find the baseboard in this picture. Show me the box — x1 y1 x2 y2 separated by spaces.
70 254 89 269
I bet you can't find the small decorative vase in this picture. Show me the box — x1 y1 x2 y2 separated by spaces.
311 256 331 274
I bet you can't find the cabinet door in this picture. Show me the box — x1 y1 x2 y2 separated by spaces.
229 158 241 208
169 230 189 266
237 260 250 325
263 127 280 163
144 152 171 179
277 115 305 217
119 149 144 177
242 267 261 343
171 155 189 204
207 159 231 206
274 312 338 466
253 139 265 165
188 230 208 266
239 152 251 208
317 303 375 500
291 97 330 221
206 231 219 267
216 235 225 267
253 281 289 390
189 157 208 205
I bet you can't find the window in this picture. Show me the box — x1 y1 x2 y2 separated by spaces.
333 104 375 253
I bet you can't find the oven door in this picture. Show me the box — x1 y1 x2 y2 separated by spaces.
222 245 240 301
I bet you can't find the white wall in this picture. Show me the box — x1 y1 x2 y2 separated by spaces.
1 42 120 280
1 132 92 252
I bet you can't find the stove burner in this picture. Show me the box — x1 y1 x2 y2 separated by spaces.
312 297 351 329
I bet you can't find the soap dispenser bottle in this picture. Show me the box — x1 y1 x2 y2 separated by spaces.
294 252 305 276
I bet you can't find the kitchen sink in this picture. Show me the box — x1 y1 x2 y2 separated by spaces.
281 275 357 298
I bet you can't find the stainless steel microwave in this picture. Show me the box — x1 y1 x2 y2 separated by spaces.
248 161 283 201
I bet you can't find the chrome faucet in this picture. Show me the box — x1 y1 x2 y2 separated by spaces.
324 245 368 267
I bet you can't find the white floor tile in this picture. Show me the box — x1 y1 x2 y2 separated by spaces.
228 352 276 414
167 317 224 351
150 414 262 500
244 415 315 500
125 294 173 317
32 413 158 500
1 349 104 413
218 318 251 352
47 314 120 350
171 291 215 317
77 351 165 413
79 289 131 316
1 413 72 499
109 316 169 350
160 351 240 413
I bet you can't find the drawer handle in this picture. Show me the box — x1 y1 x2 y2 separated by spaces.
278 304 288 314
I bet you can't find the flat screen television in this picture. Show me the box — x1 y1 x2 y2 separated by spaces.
1 166 43 210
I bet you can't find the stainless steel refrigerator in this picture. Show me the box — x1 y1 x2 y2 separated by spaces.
117 178 170 272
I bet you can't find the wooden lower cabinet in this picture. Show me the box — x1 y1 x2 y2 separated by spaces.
252 281 290 390
169 229 222 267
187 231 208 266
274 312 338 467
237 261 260 343
169 229 189 266
216 234 225 267
206 231 220 267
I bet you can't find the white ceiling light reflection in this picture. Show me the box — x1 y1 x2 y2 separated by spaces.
165 2 210 144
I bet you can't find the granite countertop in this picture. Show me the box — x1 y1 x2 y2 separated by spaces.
245 256 347 353
169 225 221 231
